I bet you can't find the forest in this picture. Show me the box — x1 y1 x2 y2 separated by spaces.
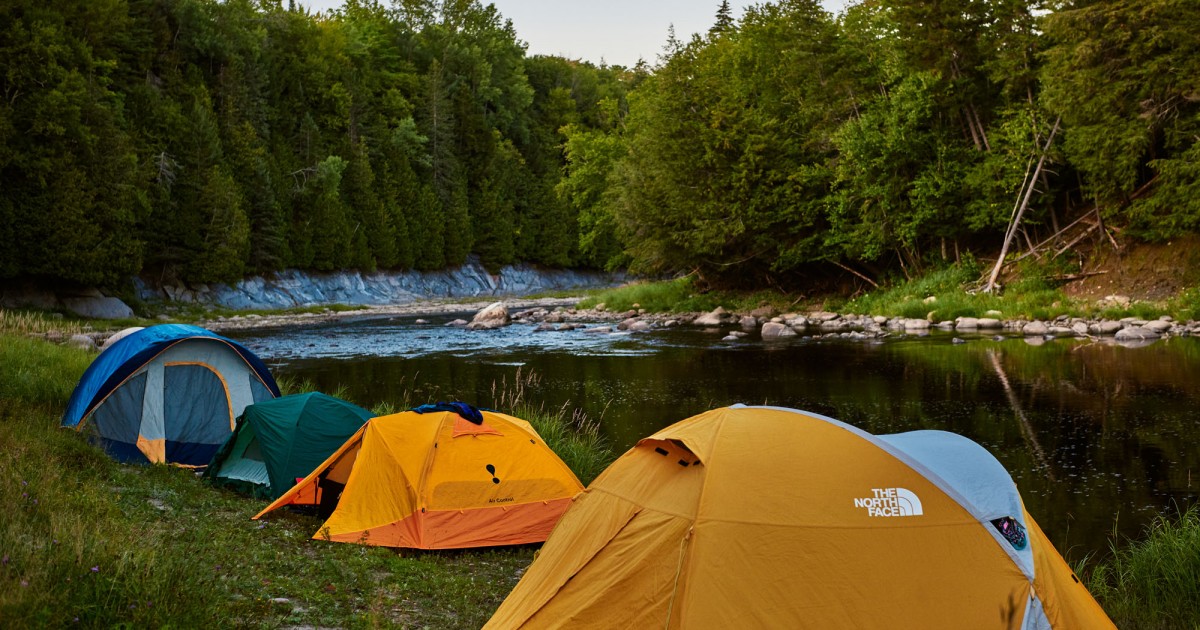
1 0 1197 290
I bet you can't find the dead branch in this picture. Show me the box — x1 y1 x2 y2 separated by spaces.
984 117 1061 293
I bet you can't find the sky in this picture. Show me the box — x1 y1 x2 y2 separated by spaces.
295 1 849 68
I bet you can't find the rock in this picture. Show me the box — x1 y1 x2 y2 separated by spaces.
617 317 639 331
582 326 612 334
594 302 607 312
952 338 966 345
627 320 652 332
68 334 96 351
62 295 134 320
985 310 1003 317
100 327 144 351
693 307 729 326
1101 295 1132 308
956 317 980 330
445 319 469 327
873 316 888 325
1143 320 1172 333
468 302 510 330
903 319 931 330
414 318 429 324
545 311 564 323
749 306 776 319
977 318 1002 329
1091 320 1123 335
1115 327 1160 342
1022 321 1049 336
739 316 758 329
534 323 556 332
1072 322 1090 335
556 323 576 331
808 311 839 322
1048 326 1077 336
761 322 797 339
923 296 937 304
722 334 739 341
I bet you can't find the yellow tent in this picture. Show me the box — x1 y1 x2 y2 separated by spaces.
486 405 1114 629
254 405 583 549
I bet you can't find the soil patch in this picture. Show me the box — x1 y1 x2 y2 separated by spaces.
1061 235 1200 302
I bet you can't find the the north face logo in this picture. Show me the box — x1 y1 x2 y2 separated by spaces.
853 488 924 517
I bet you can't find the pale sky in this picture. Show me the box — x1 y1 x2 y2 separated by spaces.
296 1 848 68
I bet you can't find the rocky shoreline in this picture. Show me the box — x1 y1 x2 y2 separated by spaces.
436 300 1192 348
35 295 1196 351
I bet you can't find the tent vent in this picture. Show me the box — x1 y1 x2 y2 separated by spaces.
655 447 669 456
990 517 1028 550
677 460 689 467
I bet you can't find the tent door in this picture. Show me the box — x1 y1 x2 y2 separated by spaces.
162 362 234 466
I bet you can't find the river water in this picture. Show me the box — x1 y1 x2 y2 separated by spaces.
228 311 1200 561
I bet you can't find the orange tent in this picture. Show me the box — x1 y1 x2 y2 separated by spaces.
254 405 583 549
486 405 1115 629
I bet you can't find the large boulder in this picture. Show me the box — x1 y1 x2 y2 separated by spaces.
1022 321 1049 336
100 327 145 351
61 294 134 320
467 302 510 330
68 334 97 351
693 307 729 326
1115 327 1160 342
760 322 797 339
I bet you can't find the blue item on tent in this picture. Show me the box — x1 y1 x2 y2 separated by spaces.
62 324 280 466
410 402 490 424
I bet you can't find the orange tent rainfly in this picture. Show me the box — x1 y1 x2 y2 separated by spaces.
486 405 1115 630
254 403 583 550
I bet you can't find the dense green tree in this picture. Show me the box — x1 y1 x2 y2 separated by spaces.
1041 0 1200 238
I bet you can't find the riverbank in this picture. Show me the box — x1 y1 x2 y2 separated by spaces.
2 311 1198 626
0 316 609 627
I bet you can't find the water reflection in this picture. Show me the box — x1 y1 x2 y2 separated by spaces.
229 314 1200 561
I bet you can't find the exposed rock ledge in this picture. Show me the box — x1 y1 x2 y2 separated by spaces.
137 259 621 311
1 258 623 318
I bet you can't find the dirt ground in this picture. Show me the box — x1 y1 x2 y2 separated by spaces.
1058 235 1200 302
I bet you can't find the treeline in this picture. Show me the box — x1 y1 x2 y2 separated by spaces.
2 1 1198 291
566 0 1200 284
0 0 640 287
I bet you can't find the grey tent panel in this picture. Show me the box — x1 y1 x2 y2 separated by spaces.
164 364 232 445
92 372 147 442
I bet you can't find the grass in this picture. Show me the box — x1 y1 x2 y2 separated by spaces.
1084 506 1200 629
581 264 1200 324
0 332 613 627
577 276 796 315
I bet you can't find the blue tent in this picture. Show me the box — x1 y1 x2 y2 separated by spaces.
63 324 280 466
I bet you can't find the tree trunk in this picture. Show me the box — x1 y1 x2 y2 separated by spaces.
984 117 1061 293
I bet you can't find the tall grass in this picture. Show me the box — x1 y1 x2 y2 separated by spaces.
1086 506 1200 629
578 277 795 315
0 309 88 337
489 368 613 485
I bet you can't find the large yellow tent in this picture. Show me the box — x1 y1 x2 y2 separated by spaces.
254 405 583 549
486 405 1114 629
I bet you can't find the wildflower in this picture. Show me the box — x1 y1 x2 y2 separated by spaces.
20 580 28 587
91 566 99 573
21 480 27 486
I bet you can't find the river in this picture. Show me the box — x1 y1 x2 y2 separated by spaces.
227 310 1200 562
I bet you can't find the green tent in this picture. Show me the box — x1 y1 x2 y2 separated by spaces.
205 392 373 499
